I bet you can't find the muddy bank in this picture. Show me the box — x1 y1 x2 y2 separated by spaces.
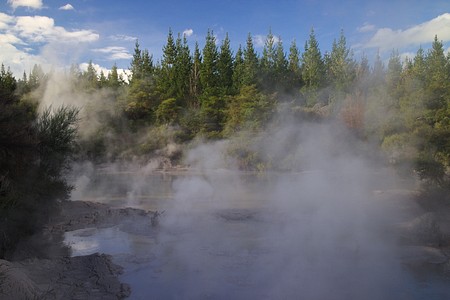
50 200 161 233
0 253 129 300
0 200 159 300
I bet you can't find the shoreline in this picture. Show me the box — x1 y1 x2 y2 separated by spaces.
0 200 160 300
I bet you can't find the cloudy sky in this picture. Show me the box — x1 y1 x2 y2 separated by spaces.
0 0 449 76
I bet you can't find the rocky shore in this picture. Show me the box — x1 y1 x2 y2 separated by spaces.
0 200 160 300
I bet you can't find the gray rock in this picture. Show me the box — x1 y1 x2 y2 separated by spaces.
400 246 448 264
396 212 442 246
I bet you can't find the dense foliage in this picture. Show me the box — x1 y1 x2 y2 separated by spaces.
0 65 79 258
79 29 447 187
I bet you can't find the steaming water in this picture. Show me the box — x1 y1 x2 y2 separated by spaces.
65 170 450 300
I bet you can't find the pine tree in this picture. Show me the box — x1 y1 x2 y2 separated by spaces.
217 33 234 95
162 28 177 67
287 40 302 92
386 50 403 101
275 37 288 90
16 71 30 95
29 64 45 90
243 33 259 86
412 47 426 82
141 49 154 79
425 35 448 110
21 71 27 84
69 63 81 82
130 40 143 82
159 28 178 98
126 40 158 121
301 28 325 105
107 63 121 88
83 60 98 89
372 50 385 86
198 30 223 136
0 64 17 102
232 45 245 93
354 53 370 95
399 48 427 131
260 29 276 78
174 33 192 101
326 30 355 92
189 42 202 106
200 29 219 95
99 70 108 88
422 35 450 179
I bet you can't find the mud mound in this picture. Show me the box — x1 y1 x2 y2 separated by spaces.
50 200 159 232
1 253 130 300
0 259 41 300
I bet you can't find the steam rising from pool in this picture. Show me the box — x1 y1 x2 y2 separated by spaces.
67 120 438 299
150 122 410 299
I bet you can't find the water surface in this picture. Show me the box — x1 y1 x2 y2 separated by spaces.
66 170 450 299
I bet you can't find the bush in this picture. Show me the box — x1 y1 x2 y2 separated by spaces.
0 105 79 259
156 98 181 124
415 155 446 186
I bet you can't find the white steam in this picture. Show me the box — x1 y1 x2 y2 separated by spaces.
150 119 417 299
39 72 118 139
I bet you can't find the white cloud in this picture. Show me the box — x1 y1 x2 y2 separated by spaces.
0 12 99 76
53 27 99 43
59 4 75 11
79 62 105 74
183 28 194 37
365 13 450 50
399 51 416 62
0 42 47 75
254 35 265 47
254 34 280 48
8 0 43 10
357 22 375 33
92 46 132 60
0 33 24 44
80 61 130 82
0 13 15 29
15 16 55 42
15 15 99 43
109 34 137 42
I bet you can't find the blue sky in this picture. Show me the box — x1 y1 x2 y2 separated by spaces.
0 0 449 77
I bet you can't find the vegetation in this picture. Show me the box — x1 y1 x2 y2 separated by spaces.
0 28 449 256
95 29 447 188
0 64 79 258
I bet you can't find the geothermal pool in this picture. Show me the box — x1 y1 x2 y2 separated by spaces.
65 170 450 299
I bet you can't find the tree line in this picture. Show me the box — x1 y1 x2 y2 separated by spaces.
74 29 448 185
10 29 450 184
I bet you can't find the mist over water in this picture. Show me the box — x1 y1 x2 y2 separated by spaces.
149 122 409 299
65 116 448 300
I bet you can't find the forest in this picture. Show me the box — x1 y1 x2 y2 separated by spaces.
0 28 449 258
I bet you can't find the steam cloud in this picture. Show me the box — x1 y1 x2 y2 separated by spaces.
39 72 118 140
139 118 418 299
